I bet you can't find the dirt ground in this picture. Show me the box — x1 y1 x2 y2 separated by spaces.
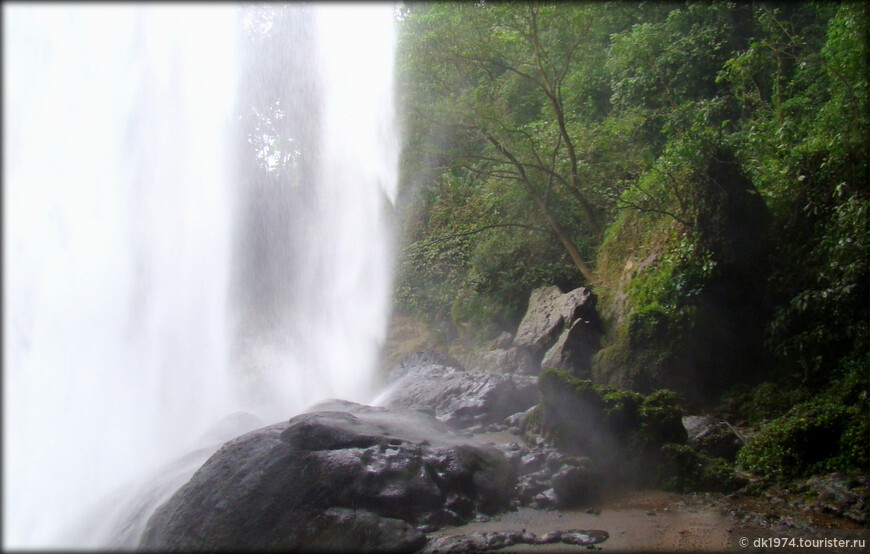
450 426 869 552
427 489 735 552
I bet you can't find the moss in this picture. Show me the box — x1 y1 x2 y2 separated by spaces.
592 308 693 396
536 368 708 487
601 388 644 437
639 389 688 445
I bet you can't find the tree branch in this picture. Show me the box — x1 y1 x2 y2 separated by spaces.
406 223 549 252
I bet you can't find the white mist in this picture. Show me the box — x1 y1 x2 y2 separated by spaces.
3 3 398 548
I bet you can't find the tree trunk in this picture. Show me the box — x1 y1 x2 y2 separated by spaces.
484 130 594 282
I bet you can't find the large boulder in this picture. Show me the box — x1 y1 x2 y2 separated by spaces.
140 401 516 551
462 346 540 376
591 147 771 405
513 286 602 376
378 360 538 430
514 286 594 351
541 317 603 378
529 369 697 488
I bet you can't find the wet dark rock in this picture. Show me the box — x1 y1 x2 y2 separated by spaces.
532 488 558 508
379 359 538 430
520 452 547 472
140 401 515 551
491 435 604 511
306 508 427 553
386 350 464 384
539 531 562 544
422 528 607 553
561 529 609 545
551 458 597 508
503 407 534 431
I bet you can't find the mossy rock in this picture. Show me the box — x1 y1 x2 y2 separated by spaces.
536 368 700 487
601 388 644 438
592 309 700 400
592 148 772 407
536 369 616 464
639 389 688 446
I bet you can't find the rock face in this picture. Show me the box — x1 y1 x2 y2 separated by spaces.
592 147 771 405
513 286 602 375
540 317 602 378
140 401 516 551
385 349 464 384
462 346 539 376
379 356 538 431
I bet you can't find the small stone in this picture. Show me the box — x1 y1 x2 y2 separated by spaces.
561 531 595 546
538 531 562 544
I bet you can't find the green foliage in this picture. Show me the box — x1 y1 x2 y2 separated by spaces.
639 389 688 445
766 183 869 384
624 231 717 317
659 444 739 492
398 1 868 480
607 3 745 112
600 388 644 435
395 2 635 337
733 382 810 425
737 364 869 479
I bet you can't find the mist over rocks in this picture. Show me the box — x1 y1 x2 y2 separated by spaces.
379 353 538 431
140 401 515 551
384 349 465 384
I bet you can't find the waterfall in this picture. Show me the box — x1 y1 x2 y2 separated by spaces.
229 4 398 422
3 4 398 549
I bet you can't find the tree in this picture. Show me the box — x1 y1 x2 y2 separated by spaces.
398 2 617 282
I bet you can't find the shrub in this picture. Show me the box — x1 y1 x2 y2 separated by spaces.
659 444 739 492
737 366 869 479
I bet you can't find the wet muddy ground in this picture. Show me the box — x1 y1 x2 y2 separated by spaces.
428 485 868 552
428 489 733 552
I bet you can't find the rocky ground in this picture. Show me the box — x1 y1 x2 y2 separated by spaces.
137 335 867 551
424 477 868 553
424 489 733 552
432 427 866 553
